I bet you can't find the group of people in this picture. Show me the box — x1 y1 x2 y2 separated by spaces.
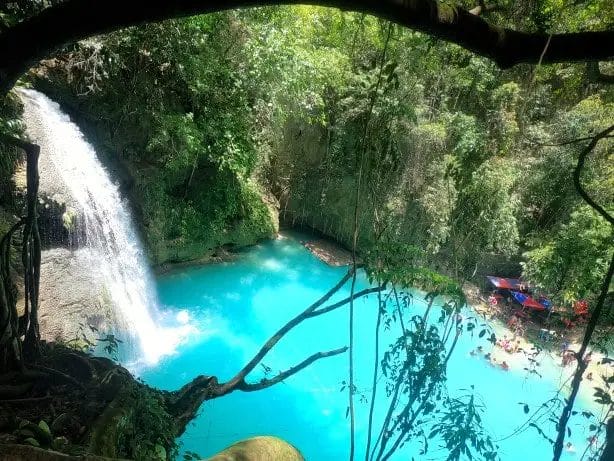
565 435 599 454
496 334 521 354
469 345 510 371
560 340 593 370
506 314 526 338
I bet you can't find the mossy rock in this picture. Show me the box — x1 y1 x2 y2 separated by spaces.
205 436 304 461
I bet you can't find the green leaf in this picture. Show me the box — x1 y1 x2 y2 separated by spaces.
24 437 40 447
38 420 51 436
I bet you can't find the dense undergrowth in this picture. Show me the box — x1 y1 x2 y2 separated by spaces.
19 5 611 314
0 2 613 461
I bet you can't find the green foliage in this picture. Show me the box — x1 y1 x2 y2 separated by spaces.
28 2 611 313
14 418 56 450
522 206 613 306
365 241 466 305
37 13 280 262
430 392 498 461
0 91 24 208
97 333 124 360
369 285 492 460
117 386 178 461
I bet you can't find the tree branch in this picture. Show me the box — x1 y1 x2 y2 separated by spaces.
552 253 614 461
306 285 384 318
234 346 348 392
572 124 614 226
552 124 614 461
0 133 39 152
1 0 614 95
164 375 218 435
214 268 355 396
524 134 614 147
601 417 614 461
166 346 348 435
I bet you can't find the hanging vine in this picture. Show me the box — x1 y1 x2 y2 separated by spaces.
0 133 41 371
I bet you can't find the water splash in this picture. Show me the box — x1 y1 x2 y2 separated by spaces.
19 88 188 365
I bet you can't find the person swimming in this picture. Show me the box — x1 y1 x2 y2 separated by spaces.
470 345 484 357
565 442 576 453
587 435 597 446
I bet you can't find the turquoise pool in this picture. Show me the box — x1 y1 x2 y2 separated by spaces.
139 234 601 460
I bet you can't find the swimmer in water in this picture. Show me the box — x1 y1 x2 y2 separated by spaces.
565 442 576 453
587 435 597 447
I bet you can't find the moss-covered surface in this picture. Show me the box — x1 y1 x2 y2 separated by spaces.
0 344 177 461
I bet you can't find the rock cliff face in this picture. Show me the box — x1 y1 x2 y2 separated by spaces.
38 248 116 345
272 119 374 250
15 90 113 345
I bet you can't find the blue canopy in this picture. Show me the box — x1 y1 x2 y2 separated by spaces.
538 298 553 310
510 291 547 311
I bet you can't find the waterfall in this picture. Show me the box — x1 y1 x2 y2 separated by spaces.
18 89 179 365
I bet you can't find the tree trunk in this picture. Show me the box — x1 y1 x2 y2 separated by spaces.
600 417 614 461
21 140 42 359
1 0 614 95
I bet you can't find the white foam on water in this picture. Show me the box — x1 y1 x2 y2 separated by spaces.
176 310 190 324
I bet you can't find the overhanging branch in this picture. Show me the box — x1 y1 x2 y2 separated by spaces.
1 0 614 95
572 124 614 226
165 375 219 435
551 124 614 461
234 346 348 392
306 285 384 318
215 268 355 395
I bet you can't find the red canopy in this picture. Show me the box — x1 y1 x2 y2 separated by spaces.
486 276 522 291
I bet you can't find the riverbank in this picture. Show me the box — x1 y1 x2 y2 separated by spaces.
297 232 611 411
299 234 611 404
153 246 239 275
291 233 355 267
464 281 612 409
152 231 356 275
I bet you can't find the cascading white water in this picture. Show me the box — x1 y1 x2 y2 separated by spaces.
18 89 182 365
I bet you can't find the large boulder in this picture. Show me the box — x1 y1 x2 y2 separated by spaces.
205 436 304 461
